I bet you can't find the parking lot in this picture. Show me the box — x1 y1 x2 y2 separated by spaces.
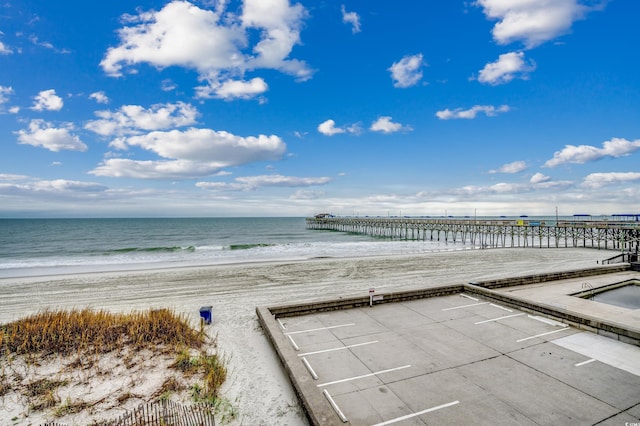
267 293 640 425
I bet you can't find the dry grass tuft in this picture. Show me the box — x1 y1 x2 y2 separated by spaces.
0 308 230 421
0 308 203 357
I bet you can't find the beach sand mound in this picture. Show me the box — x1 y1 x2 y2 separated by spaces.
0 310 231 425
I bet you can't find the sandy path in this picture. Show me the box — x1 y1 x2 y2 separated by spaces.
0 247 612 425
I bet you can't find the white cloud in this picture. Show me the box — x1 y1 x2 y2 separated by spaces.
452 176 572 196
101 0 311 99
0 86 13 110
0 178 107 195
489 160 527 174
318 119 345 136
477 52 535 85
16 119 87 152
544 138 640 168
0 173 31 181
530 172 551 184
197 174 331 191
118 129 285 162
161 79 177 92
85 102 199 136
89 91 109 104
91 159 231 180
437 104 510 120
582 172 640 189
341 5 361 34
31 89 64 111
290 189 325 200
370 116 412 134
474 0 593 48
32 179 107 193
197 77 268 100
91 128 286 179
388 54 425 88
0 40 13 55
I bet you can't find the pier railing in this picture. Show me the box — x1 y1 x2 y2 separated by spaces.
306 217 640 252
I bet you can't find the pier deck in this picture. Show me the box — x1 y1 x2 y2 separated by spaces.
307 217 640 252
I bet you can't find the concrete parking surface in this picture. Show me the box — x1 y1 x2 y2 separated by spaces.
262 292 640 425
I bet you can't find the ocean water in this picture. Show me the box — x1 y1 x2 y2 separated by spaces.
0 217 470 278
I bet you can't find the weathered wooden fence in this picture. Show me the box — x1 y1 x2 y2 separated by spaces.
42 400 215 426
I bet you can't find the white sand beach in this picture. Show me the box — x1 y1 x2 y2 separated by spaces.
0 247 614 425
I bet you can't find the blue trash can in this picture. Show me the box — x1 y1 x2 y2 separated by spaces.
199 306 213 325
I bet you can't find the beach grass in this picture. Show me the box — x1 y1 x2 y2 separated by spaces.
0 308 204 356
0 308 229 421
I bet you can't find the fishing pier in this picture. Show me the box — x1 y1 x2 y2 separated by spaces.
306 216 640 254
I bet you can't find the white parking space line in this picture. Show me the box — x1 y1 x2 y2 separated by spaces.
474 313 524 324
277 318 287 330
285 323 355 335
302 357 318 379
516 327 572 342
460 294 479 301
317 365 411 388
323 389 348 423
442 302 489 311
554 332 640 376
298 341 379 357
527 315 568 327
575 358 596 367
490 303 513 312
287 334 300 351
371 400 460 426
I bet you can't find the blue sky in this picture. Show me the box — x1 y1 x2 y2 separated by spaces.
1 0 639 218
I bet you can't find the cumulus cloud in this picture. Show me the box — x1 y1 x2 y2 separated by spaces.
370 116 412 134
341 5 361 33
437 104 510 120
0 38 13 55
89 91 109 104
530 172 551 184
489 160 527 174
90 159 232 180
318 119 344 136
100 0 311 100
317 119 361 136
197 174 331 191
477 52 535 85
16 120 87 152
0 86 13 111
474 0 594 48
31 89 64 111
197 77 268 100
544 138 640 168
85 102 199 136
90 128 286 179
388 54 425 88
582 172 640 189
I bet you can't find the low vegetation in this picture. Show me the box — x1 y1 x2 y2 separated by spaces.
1 308 203 356
0 308 231 423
